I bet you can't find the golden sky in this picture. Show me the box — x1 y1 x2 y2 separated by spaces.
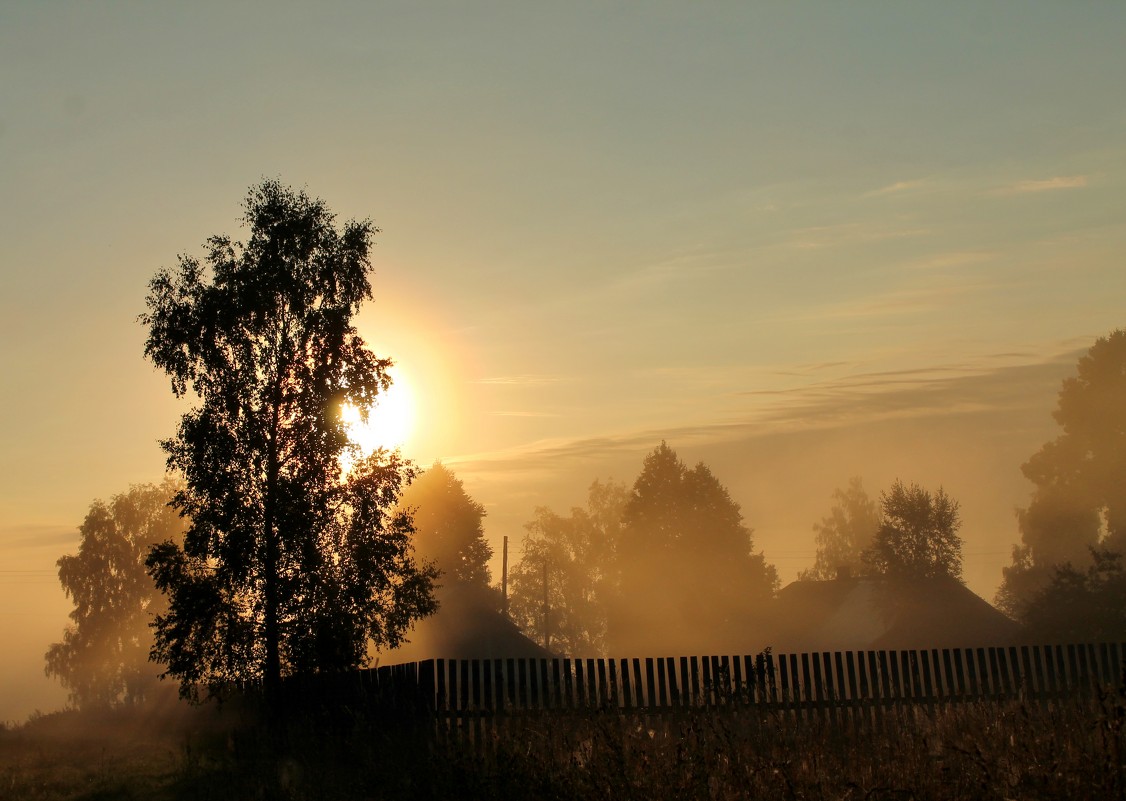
2 1 1125 720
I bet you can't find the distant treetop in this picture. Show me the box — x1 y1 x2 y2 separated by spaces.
398 462 493 587
863 480 963 582
801 477 880 581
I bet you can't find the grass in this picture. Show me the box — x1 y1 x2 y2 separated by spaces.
2 686 1124 800
0 706 185 801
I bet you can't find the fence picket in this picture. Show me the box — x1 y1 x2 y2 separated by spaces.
1052 645 1067 695
528 658 541 708
780 653 791 710
1039 645 1055 697
1081 644 1096 692
435 658 448 733
834 651 847 702
732 653 745 706
843 651 859 727
954 648 972 698
988 648 1005 698
643 658 656 710
619 659 632 708
719 656 732 706
790 653 802 720
1097 642 1112 687
668 658 682 707
574 658 587 708
870 650 886 703
471 660 482 711
684 657 697 706
920 651 936 715
809 652 825 720
999 648 1017 698
1018 646 1033 702
337 642 1124 744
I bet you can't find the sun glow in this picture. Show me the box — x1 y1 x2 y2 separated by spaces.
341 375 415 458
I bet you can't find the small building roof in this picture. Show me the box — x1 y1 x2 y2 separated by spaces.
770 574 1020 653
375 582 553 663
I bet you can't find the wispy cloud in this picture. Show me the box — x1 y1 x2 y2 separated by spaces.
992 175 1089 196
0 524 75 550
903 251 994 271
787 222 930 250
449 347 1084 481
791 279 990 322
768 361 858 378
474 375 565 386
862 179 928 198
607 247 734 293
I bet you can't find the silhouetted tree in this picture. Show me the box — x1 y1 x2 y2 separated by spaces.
1022 548 1126 642
45 478 185 708
141 180 436 700
863 480 963 582
996 489 1101 620
800 476 880 581
509 479 627 655
398 462 492 587
997 329 1126 620
609 442 778 653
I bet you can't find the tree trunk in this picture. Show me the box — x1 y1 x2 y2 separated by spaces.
262 368 284 706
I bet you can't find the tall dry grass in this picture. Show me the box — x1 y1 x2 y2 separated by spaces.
2 686 1124 800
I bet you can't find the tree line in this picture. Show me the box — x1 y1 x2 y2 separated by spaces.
43 180 1126 710
779 330 1126 642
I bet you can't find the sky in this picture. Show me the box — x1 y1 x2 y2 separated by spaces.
2 1 1125 721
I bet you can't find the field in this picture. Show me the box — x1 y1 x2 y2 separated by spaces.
2 683 1124 801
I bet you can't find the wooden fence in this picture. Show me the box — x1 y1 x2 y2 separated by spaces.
282 643 1125 733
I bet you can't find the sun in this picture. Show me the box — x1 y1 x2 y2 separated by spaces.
341 375 414 457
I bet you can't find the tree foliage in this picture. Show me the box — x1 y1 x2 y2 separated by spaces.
45 478 185 708
141 180 436 699
995 491 1101 619
397 462 492 587
509 479 627 656
1022 548 1126 642
800 476 880 581
609 442 778 654
863 480 963 582
998 329 1126 619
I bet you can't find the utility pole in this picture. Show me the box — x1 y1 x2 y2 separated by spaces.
501 535 509 618
542 558 550 652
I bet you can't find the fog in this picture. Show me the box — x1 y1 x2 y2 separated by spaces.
0 543 71 723
0 346 1083 722
462 349 1077 605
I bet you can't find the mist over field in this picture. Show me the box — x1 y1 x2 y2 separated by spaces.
459 348 1078 594
1 529 74 722
1 346 1077 723
2 6 1126 798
